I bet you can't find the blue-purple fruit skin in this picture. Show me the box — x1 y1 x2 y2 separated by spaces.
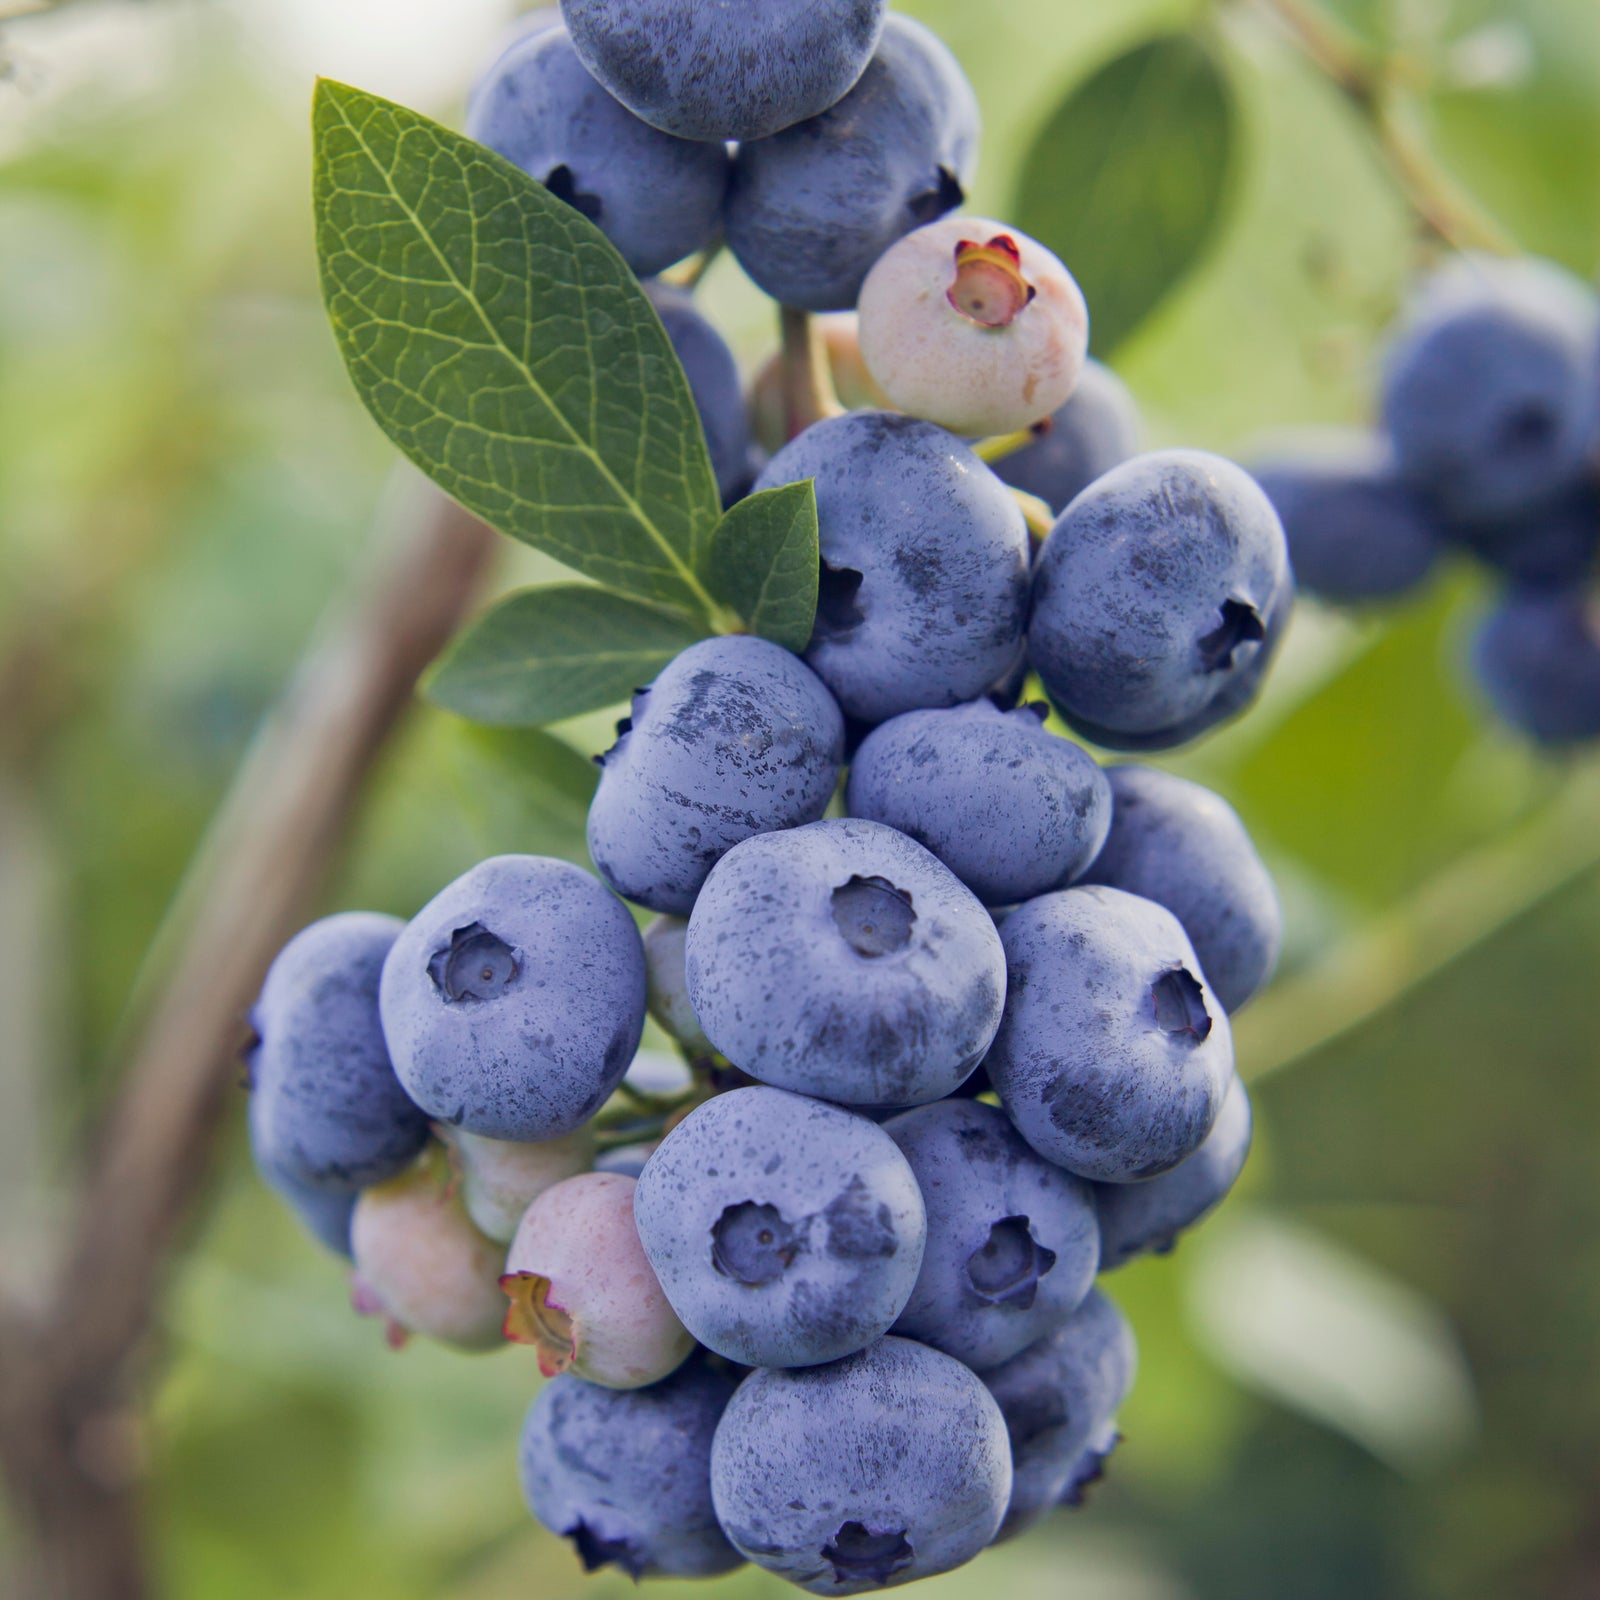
1251 432 1442 603
252 1136 358 1258
1470 586 1600 745
984 885 1233 1182
560 0 887 143
685 818 1006 1106
520 1357 744 1579
710 1336 1013 1595
587 635 845 916
633 1086 926 1368
645 283 756 506
1381 254 1600 526
983 1288 1136 1541
756 412 1029 724
1081 765 1281 1013
465 25 729 277
1446 481 1600 589
247 912 428 1193
1097 1074 1252 1270
1028 450 1292 751
846 699 1112 906
724 14 979 312
379 855 646 1141
992 359 1142 514
883 1099 1099 1372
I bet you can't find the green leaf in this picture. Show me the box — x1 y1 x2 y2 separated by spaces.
702 481 820 654
312 79 722 619
424 584 706 726
1013 33 1238 357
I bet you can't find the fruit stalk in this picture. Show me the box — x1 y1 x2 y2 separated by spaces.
777 306 843 440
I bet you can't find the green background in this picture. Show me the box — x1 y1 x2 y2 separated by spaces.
1 0 1598 1595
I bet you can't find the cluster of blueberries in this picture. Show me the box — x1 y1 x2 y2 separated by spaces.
1255 253 1600 745
251 1 1299 1591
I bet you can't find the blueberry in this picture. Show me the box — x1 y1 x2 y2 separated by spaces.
1470 586 1600 745
882 1099 1099 1371
756 412 1029 723
725 15 979 312
587 636 845 916
991 359 1142 514
1444 480 1600 589
1080 765 1281 1013
379 856 646 1142
633 1086 926 1367
644 283 755 507
246 912 428 1193
1096 1075 1253 1270
641 915 713 1056
1251 432 1443 603
519 1357 744 1580
846 699 1112 906
561 0 886 143
1029 450 1292 751
984 885 1233 1181
710 1336 1012 1593
685 819 1006 1106
251 1137 357 1258
465 25 729 277
983 1289 1136 1540
591 1141 657 1180
1381 254 1600 525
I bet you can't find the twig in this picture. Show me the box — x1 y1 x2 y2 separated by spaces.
1236 758 1600 1084
0 479 497 1600
778 306 844 440
1252 0 1518 256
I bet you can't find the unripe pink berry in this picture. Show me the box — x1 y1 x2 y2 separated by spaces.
440 1124 596 1245
858 218 1089 436
501 1171 693 1389
350 1154 508 1351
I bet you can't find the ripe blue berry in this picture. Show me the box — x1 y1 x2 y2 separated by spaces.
711 1337 1012 1593
756 412 1029 723
247 912 428 1193
1028 450 1292 751
725 15 979 312
846 699 1112 906
586 635 845 916
561 0 886 143
379 856 646 1141
685 819 1006 1106
465 26 729 277
633 1086 926 1368
882 1099 1099 1371
519 1357 745 1580
1445 481 1600 589
984 885 1234 1182
252 1137 357 1258
1470 586 1600 745
991 359 1142 514
1081 765 1281 1013
1096 1075 1253 1270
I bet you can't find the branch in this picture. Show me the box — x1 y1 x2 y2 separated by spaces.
777 306 844 440
1252 0 1518 255
0 478 497 1600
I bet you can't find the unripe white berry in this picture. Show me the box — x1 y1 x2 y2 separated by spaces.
440 1124 596 1245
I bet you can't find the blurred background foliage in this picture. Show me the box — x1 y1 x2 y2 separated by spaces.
1 0 1598 1596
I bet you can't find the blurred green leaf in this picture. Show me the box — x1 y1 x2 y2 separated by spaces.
1013 32 1237 356
425 586 704 726
703 482 820 655
312 80 722 618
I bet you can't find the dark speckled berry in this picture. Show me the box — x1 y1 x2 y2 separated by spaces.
634 1086 925 1367
991 359 1142 514
251 1135 357 1258
246 912 428 1193
756 413 1029 724
685 819 1006 1106
883 1099 1099 1370
561 0 886 143
379 856 646 1141
710 1337 1012 1594
847 699 1111 906
1029 450 1292 751
519 1356 744 1580
984 885 1233 1182
587 635 844 916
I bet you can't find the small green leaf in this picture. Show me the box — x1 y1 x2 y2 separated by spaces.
1013 33 1238 356
313 79 722 619
703 481 820 654
425 585 706 726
